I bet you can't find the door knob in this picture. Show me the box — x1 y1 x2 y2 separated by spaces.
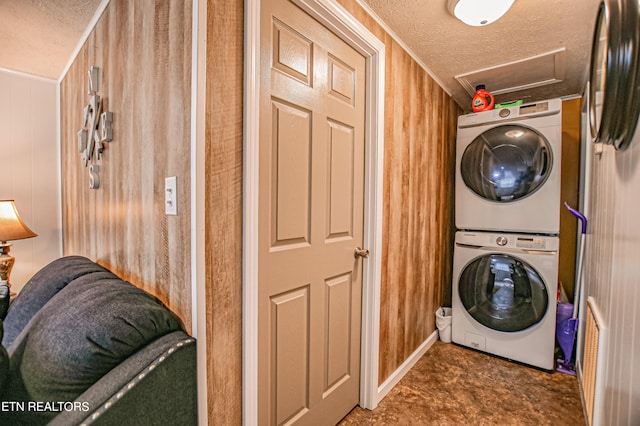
354 247 369 259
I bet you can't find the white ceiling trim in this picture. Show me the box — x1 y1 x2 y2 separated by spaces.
353 0 452 96
0 66 57 83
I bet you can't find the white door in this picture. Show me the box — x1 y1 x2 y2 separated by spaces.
258 0 367 424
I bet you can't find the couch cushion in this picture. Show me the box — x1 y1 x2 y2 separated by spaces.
0 282 9 320
2 256 114 347
4 276 183 408
0 321 8 392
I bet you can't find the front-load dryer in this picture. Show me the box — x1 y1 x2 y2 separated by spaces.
456 98 562 234
451 231 559 370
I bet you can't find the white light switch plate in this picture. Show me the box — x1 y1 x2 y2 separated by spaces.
165 176 178 216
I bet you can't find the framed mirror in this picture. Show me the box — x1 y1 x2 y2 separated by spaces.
589 0 640 151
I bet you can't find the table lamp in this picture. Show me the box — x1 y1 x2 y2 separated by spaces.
0 200 37 289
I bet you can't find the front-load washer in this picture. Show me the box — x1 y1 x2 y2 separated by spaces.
451 231 559 370
456 98 562 234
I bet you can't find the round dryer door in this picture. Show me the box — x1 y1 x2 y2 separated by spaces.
458 253 549 332
461 125 552 202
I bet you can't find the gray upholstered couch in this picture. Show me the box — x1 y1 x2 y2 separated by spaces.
0 256 197 425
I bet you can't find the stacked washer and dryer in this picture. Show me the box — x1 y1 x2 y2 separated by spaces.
451 98 563 370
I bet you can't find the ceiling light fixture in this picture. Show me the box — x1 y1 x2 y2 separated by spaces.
448 0 516 27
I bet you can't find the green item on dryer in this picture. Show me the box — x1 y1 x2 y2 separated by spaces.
495 100 524 109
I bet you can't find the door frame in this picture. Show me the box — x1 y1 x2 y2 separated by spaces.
243 0 385 422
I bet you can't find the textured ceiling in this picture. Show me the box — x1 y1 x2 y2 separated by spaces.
360 0 602 109
0 0 601 109
0 0 102 80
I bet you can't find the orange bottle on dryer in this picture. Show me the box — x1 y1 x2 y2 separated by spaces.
472 85 495 112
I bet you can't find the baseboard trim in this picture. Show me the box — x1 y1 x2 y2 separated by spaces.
374 331 439 406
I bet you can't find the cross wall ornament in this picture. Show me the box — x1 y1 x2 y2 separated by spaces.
77 66 113 189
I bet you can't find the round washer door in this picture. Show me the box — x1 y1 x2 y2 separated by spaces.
458 253 549 332
461 125 552 202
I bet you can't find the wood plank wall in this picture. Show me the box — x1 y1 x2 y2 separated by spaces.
59 0 193 330
57 2 581 422
57 0 459 421
203 3 460 421
203 0 244 423
559 99 581 301
335 0 460 384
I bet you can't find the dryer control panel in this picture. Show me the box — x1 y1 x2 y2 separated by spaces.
457 98 562 129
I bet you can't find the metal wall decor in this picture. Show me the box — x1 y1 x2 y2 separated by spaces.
77 66 113 189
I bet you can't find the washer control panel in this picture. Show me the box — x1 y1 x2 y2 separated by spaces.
456 231 558 252
516 236 547 249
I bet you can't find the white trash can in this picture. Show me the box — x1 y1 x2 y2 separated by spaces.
436 307 452 343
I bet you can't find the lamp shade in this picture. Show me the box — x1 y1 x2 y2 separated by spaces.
448 0 515 26
0 200 37 242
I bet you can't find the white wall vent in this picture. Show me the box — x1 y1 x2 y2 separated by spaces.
581 297 606 426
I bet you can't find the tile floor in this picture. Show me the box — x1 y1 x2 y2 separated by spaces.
339 341 585 425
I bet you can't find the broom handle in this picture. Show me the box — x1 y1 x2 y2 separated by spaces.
564 202 588 319
573 236 585 319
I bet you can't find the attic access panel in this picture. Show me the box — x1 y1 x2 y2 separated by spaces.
455 48 566 97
